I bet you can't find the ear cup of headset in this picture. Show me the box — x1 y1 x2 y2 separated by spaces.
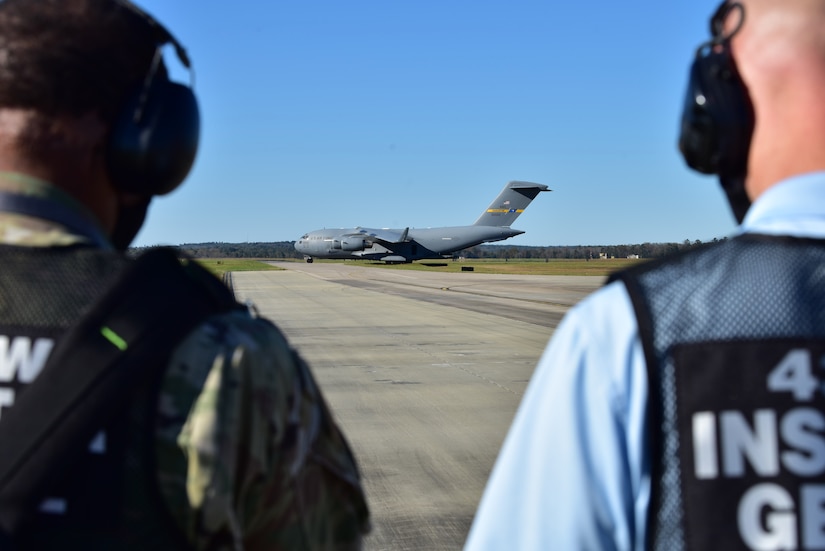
678 46 754 177
107 74 200 196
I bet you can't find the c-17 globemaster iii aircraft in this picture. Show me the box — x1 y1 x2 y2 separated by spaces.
294 180 550 263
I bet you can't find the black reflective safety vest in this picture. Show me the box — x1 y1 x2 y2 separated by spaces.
0 245 186 549
611 234 825 551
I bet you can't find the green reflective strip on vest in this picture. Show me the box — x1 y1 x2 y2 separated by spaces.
100 326 128 351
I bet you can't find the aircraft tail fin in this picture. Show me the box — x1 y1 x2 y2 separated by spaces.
473 181 550 227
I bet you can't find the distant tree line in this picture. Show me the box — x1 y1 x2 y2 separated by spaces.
172 242 299 259
460 238 726 260
133 238 726 260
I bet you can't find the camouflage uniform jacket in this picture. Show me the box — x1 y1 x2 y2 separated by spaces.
0 173 371 550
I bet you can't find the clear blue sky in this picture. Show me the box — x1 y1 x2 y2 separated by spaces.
132 0 730 248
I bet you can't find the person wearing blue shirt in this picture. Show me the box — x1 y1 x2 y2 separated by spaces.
465 1 825 549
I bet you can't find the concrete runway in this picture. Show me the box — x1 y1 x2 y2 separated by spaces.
231 262 604 550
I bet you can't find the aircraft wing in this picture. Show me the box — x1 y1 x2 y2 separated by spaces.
354 227 410 246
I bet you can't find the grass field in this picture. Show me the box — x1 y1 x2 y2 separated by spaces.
198 257 649 277
195 258 283 278
350 258 647 276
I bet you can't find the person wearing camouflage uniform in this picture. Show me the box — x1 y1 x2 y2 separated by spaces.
0 1 370 549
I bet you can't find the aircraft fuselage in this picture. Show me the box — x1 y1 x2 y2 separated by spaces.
293 180 549 263
294 225 524 263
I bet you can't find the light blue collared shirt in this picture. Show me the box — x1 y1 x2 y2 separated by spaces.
464 172 825 550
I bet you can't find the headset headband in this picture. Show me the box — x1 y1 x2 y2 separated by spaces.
116 0 191 69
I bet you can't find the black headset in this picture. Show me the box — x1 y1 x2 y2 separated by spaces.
678 1 753 178
106 0 199 196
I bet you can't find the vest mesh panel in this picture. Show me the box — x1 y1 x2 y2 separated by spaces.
616 235 825 550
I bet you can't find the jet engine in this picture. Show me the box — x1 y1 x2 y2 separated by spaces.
333 238 369 251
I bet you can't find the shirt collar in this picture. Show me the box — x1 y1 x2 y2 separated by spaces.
739 171 825 240
0 171 113 248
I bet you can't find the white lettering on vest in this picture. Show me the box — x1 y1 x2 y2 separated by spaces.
693 408 825 550
685 349 825 549
693 409 825 479
89 431 106 454
738 483 796 551
767 349 818 402
722 410 780 477
0 336 53 383
694 411 718 479
782 409 825 477
802 485 825 549
736 484 825 551
38 497 67 515
0 387 13 420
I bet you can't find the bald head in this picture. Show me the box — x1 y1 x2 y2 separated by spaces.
727 0 825 199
